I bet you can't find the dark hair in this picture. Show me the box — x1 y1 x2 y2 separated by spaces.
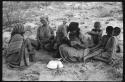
106 26 113 35
67 22 79 32
40 16 49 22
11 23 25 37
75 28 80 37
94 21 101 28
113 27 121 36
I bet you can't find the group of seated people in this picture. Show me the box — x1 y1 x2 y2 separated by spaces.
4 16 122 70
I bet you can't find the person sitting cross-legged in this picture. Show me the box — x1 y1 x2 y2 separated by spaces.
84 26 114 64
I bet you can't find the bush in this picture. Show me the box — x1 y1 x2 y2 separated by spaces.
3 2 26 27
98 9 112 17
2 1 52 28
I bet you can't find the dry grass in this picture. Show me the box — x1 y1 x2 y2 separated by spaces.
2 49 123 81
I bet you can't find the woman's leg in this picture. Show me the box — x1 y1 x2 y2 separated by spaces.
59 45 70 62
29 39 40 50
93 56 111 64
92 51 112 64
24 38 39 62
59 44 83 63
84 49 103 62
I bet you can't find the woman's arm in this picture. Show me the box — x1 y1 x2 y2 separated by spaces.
50 26 54 36
70 41 86 49
36 27 41 42
88 30 102 35
78 44 86 49
87 31 98 35
99 30 103 36
89 35 104 50
63 25 68 37
90 39 102 50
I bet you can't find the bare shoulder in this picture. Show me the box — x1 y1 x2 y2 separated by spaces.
108 36 116 43
102 35 107 38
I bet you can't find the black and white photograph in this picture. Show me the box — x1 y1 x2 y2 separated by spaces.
2 1 123 81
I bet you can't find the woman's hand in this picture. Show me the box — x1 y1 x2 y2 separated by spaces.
70 41 81 46
71 41 86 49
88 31 99 35
87 31 91 35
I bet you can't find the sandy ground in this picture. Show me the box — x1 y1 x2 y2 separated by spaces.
2 49 123 81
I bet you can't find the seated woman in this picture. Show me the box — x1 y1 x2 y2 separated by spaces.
113 27 123 53
27 16 55 52
5 23 35 70
110 27 123 58
87 22 103 47
52 20 69 58
89 26 114 52
59 22 87 63
84 26 113 63
37 16 55 51
84 26 121 64
55 20 68 49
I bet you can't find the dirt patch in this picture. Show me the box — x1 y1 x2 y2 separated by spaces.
2 49 123 81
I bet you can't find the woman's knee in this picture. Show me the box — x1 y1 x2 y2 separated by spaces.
119 45 123 53
59 44 65 50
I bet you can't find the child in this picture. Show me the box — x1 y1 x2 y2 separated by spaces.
52 20 69 58
112 27 122 53
84 26 114 64
87 22 103 46
90 26 114 52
